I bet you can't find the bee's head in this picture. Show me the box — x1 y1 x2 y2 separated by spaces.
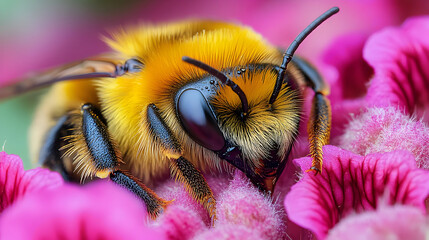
177 57 302 193
177 7 339 192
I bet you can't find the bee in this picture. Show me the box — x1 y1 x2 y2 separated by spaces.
0 7 338 221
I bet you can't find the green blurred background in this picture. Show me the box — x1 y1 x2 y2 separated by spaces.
0 90 46 169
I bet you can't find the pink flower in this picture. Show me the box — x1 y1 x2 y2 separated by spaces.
0 151 163 239
0 151 63 212
155 170 285 239
318 33 372 143
340 107 429 169
154 178 216 239
0 181 165 240
364 16 429 122
322 33 372 101
207 171 285 240
326 205 427 240
284 145 429 240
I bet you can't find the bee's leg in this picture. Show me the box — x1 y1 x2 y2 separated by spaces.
63 103 170 219
109 170 171 219
147 104 217 222
169 157 217 223
292 57 331 174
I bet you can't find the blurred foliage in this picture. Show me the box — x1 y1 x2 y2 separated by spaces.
72 0 144 16
0 89 46 169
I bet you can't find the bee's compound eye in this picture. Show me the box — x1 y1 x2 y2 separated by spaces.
177 89 225 151
124 58 143 73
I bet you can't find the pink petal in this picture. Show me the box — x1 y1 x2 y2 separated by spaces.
317 33 373 143
330 99 367 144
340 107 429 169
322 33 372 101
364 17 429 121
0 152 63 212
0 181 165 240
285 145 429 240
327 205 427 240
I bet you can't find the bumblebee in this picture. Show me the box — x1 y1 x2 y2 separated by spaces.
0 7 338 220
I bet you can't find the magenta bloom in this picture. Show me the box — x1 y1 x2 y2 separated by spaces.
322 33 372 101
208 171 284 240
155 170 285 239
0 151 63 212
0 151 163 239
285 146 429 240
0 181 165 240
318 33 372 143
327 205 427 240
364 16 429 121
340 107 429 169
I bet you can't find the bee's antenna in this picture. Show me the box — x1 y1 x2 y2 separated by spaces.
182 56 249 116
269 7 339 104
